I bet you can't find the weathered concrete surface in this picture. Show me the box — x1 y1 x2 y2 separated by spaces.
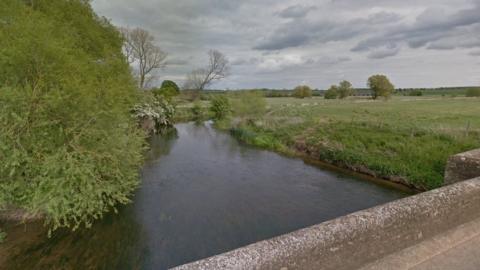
173 177 480 270
445 149 480 185
412 231 480 270
360 216 480 270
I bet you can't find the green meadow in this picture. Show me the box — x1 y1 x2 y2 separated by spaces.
227 96 480 190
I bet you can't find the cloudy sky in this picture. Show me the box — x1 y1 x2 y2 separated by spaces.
92 0 480 89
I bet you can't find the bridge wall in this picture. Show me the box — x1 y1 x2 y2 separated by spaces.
445 148 480 185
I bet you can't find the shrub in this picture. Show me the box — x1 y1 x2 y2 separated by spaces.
324 85 339 99
0 0 144 230
293 85 313 98
231 91 267 119
367 75 395 99
191 100 204 120
132 98 175 132
466 88 480 97
210 95 231 120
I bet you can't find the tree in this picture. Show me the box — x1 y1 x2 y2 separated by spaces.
0 0 144 230
367 75 395 99
152 80 180 100
184 50 229 91
293 85 313 98
324 85 339 99
161 80 180 93
337 80 354 99
121 27 167 89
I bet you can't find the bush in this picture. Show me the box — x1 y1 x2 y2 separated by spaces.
210 95 231 120
466 88 480 97
132 97 175 132
324 85 338 99
231 91 267 119
0 0 144 230
293 85 313 98
191 100 204 120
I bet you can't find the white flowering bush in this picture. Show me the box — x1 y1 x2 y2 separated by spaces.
132 99 176 132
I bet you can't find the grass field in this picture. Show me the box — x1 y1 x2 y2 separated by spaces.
229 96 480 190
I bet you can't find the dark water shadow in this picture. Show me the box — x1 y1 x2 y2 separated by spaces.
0 205 145 270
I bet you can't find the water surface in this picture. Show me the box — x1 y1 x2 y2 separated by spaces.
0 122 407 269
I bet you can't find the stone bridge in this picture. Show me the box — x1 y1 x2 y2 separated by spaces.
174 149 480 270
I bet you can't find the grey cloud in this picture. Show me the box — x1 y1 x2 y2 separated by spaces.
231 57 260 65
367 44 400 59
254 29 310 50
166 57 192 66
470 50 480 56
276 4 317 18
254 11 402 51
315 56 352 64
366 11 403 24
352 3 480 54
427 44 455 50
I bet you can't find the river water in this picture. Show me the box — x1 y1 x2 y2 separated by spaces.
0 122 407 269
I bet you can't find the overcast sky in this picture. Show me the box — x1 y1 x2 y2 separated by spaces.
92 0 480 89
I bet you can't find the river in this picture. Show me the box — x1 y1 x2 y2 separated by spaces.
0 122 407 269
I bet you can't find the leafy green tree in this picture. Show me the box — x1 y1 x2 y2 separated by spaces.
367 75 395 99
0 0 144 231
293 85 313 98
324 85 339 99
161 80 180 93
152 80 180 100
337 80 354 99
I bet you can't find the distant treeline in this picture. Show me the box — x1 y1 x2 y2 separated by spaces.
200 86 480 98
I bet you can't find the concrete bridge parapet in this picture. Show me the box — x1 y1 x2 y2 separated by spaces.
445 148 480 185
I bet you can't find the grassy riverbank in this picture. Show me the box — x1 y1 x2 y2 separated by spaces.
225 96 480 190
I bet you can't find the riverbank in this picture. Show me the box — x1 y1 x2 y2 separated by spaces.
228 125 424 192
220 96 480 190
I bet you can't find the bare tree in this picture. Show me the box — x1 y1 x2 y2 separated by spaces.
120 27 167 88
184 50 229 91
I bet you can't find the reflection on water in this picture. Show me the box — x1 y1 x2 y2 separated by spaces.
0 122 407 269
0 206 144 270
